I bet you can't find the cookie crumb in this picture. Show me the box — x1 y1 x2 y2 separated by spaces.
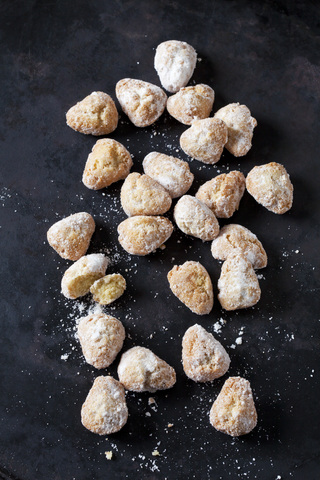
152 450 160 456
105 451 113 460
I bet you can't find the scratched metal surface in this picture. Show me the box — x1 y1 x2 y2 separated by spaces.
0 1 319 479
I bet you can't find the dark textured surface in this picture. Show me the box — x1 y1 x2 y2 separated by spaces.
0 1 319 479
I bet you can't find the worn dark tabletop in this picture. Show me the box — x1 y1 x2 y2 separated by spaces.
0 1 319 479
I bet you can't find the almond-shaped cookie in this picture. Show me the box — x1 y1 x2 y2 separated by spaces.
120 172 172 216
61 253 109 299
211 224 267 269
116 78 167 127
117 215 173 255
47 212 95 261
214 103 257 157
167 84 215 125
154 40 197 93
167 261 213 315
66 91 118 136
77 313 125 369
90 274 126 305
174 195 219 241
143 151 194 198
182 324 230 382
180 118 228 164
195 171 245 219
117 346 176 392
81 376 128 435
246 162 293 214
210 376 258 436
217 251 261 310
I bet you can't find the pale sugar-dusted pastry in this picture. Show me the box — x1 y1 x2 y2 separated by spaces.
182 324 230 382
47 212 95 261
116 78 167 127
61 253 108 299
82 139 133 190
143 151 194 198
66 91 118 136
214 103 257 157
77 313 125 369
167 261 213 315
174 195 219 241
154 40 197 93
217 251 261 310
180 118 228 164
120 172 172 216
90 274 126 305
166 84 215 125
195 171 245 218
246 162 293 214
117 346 176 392
117 215 173 255
81 376 128 435
210 376 257 436
211 224 267 269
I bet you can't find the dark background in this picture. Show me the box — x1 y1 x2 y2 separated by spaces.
0 1 319 479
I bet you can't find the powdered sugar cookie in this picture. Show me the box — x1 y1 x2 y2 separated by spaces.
174 195 220 241
167 84 215 125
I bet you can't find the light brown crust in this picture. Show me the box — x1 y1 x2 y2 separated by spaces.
117 215 173 255
47 212 95 261
214 103 257 157
120 172 172 216
78 313 125 369
182 324 230 382
211 224 267 269
154 40 197 93
116 78 167 127
66 91 118 136
117 346 176 392
246 162 293 214
195 171 245 218
81 376 128 435
143 151 194 198
166 84 215 125
180 118 228 164
209 376 257 436
174 195 220 241
82 139 133 190
217 251 261 310
90 274 126 305
167 261 214 315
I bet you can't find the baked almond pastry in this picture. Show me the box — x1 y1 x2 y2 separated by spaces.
115 78 167 127
214 103 257 157
90 274 126 305
182 324 230 382
154 40 197 93
47 212 95 261
77 313 125 369
61 253 108 299
120 172 172 216
180 118 228 164
167 261 213 315
117 215 173 256
143 151 194 198
117 346 176 392
66 91 118 136
81 376 128 435
211 224 267 269
246 162 293 214
174 195 219 241
195 171 245 218
209 376 257 436
166 84 215 125
82 139 133 190
217 251 261 310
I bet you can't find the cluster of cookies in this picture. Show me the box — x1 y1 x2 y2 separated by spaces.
48 40 294 439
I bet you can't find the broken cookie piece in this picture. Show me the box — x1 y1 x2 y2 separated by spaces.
90 274 126 305
166 84 215 125
174 195 220 241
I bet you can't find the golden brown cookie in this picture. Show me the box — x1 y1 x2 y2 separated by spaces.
209 376 257 436
90 274 126 305
174 195 220 241
66 91 118 136
47 212 95 261
166 84 215 125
